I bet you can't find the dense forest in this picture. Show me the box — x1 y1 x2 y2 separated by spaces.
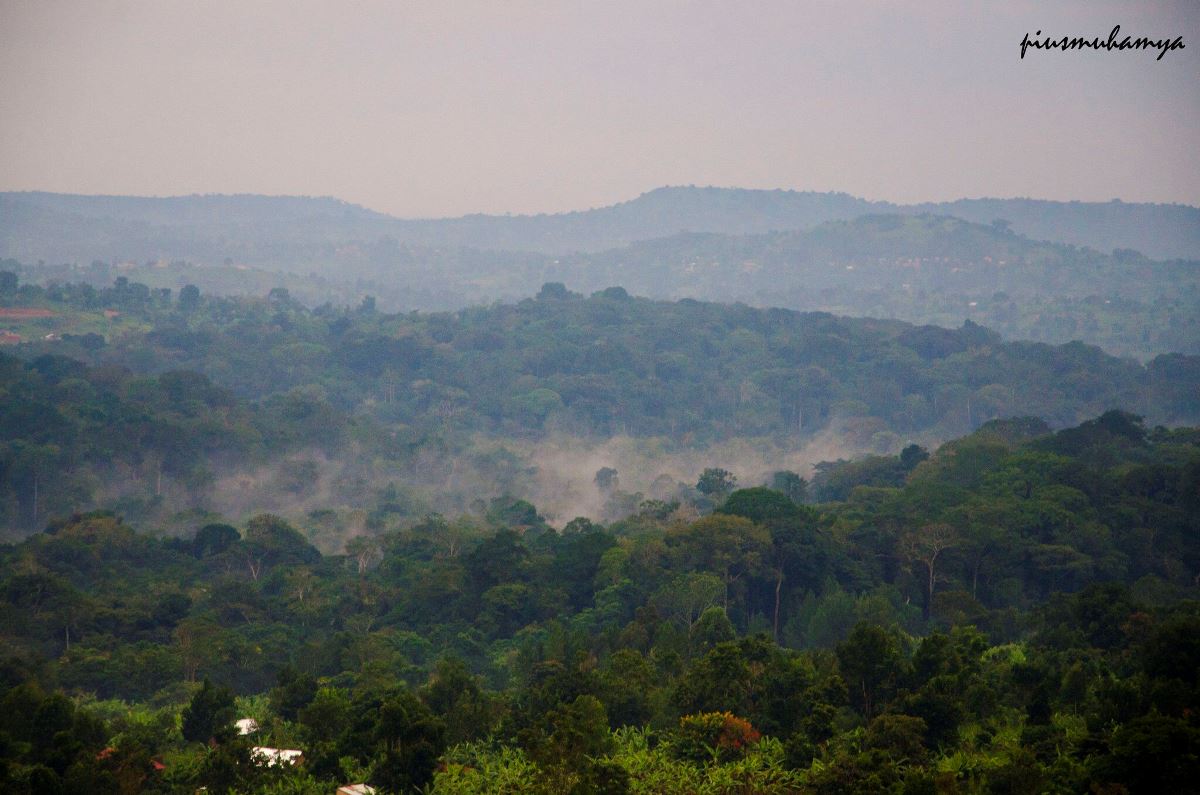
6 1 1197 791
1 259 1198 794
1 411 1198 793
1 272 1198 538
7 207 1198 360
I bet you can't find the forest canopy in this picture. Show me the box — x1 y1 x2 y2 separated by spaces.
0 271 1197 793
0 275 1196 538
0 411 1197 792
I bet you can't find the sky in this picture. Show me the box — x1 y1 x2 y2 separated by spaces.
0 0 1197 217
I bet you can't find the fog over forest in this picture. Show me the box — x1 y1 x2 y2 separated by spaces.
1 2 1198 794
2 187 1199 795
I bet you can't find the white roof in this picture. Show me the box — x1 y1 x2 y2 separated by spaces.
235 718 259 735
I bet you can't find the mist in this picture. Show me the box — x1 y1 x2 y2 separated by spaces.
71 413 922 554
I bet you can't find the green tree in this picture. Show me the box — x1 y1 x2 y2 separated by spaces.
674 642 753 715
269 665 317 722
690 606 736 655
241 513 319 580
652 572 725 630
864 713 928 762
369 690 446 794
599 649 656 728
193 523 240 558
899 523 958 620
422 657 495 745
671 514 771 610
1093 714 1200 792
771 471 808 504
697 468 737 497
181 679 236 744
836 623 903 718
178 283 201 311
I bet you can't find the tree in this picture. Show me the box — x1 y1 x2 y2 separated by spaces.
718 487 804 526
674 642 754 715
181 679 236 743
536 695 613 770
537 282 572 300
269 665 317 722
1094 714 1200 792
899 444 929 470
422 657 495 745
771 471 808 504
47 583 88 652
1141 614 1200 684
719 487 820 638
8 442 60 525
670 514 771 610
178 284 200 311
553 528 618 609
599 650 656 728
864 713 928 761
697 468 737 497
298 687 353 745
369 690 446 794
690 606 736 654
466 529 529 591
174 618 226 683
900 523 959 620
674 711 761 764
346 535 382 575
837 623 903 719
486 496 546 532
954 507 1010 600
193 523 240 558
242 513 319 579
652 573 726 630
595 467 619 492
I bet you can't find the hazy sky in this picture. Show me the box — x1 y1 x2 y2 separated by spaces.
1 1 1197 217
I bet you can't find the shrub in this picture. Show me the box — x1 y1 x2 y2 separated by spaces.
673 711 761 763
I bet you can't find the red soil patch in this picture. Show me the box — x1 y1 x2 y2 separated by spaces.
0 307 56 318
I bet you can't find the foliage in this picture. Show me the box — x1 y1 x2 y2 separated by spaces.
0 396 1197 791
673 711 762 764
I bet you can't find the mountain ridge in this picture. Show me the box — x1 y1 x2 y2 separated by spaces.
4 185 1199 261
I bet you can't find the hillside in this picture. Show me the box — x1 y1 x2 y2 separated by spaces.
11 211 1195 360
2 277 1197 536
4 186 1199 264
8 279 1197 437
542 215 1200 359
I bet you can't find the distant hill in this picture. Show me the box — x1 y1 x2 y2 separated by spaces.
536 215 1200 359
908 196 1200 261
3 186 1198 263
9 212 1198 360
0 191 396 267
7 280 1198 444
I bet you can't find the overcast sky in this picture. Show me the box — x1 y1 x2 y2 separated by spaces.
1 1 1197 217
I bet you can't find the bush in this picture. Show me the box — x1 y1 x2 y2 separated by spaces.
673 711 761 763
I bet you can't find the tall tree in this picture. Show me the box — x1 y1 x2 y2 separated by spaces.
900 523 959 620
